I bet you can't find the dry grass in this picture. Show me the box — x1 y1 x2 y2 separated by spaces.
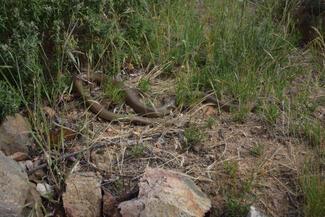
46 69 317 217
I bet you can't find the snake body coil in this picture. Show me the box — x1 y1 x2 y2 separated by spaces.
73 72 234 125
73 74 155 125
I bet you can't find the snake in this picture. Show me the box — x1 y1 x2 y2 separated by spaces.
73 72 235 125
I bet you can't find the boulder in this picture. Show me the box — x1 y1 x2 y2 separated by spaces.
0 151 42 217
63 172 102 217
0 114 32 155
118 167 211 217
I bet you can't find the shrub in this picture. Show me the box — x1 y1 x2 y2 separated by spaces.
0 81 21 120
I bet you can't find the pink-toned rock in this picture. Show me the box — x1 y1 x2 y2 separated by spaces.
0 114 32 155
63 172 102 217
118 167 211 217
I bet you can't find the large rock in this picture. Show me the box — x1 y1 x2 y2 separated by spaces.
0 151 42 217
118 167 211 217
0 114 32 155
63 172 102 217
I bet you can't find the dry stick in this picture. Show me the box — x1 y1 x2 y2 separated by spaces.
27 138 121 175
27 130 178 175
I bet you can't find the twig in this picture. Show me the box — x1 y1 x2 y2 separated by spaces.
27 138 121 175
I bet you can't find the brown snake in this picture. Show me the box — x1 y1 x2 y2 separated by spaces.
73 72 233 125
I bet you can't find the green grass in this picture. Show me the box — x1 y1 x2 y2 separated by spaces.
0 81 21 120
183 125 204 150
250 143 264 157
225 198 250 217
301 161 325 217
138 78 151 93
224 161 239 178
103 79 126 105
205 117 216 129
129 143 146 158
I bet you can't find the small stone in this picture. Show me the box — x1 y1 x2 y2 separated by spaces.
118 167 211 217
63 172 102 217
19 160 34 171
91 148 114 173
247 206 268 217
0 114 32 155
204 106 217 117
36 183 53 198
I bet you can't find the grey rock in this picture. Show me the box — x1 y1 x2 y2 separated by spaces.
118 167 211 217
0 151 43 217
0 114 32 155
63 172 102 217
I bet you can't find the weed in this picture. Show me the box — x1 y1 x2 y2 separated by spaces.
300 161 325 217
232 107 250 123
224 161 239 178
175 72 202 108
225 198 250 217
183 125 204 149
250 143 264 157
130 144 146 158
0 81 21 120
205 117 216 129
263 103 280 125
302 120 325 148
138 79 151 92
103 79 126 105
113 179 124 194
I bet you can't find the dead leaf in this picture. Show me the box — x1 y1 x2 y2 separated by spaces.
43 106 56 119
10 152 30 161
48 127 77 144
204 106 217 117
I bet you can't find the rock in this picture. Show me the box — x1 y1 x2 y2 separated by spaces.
91 148 114 173
118 167 211 217
18 160 34 171
0 151 43 217
36 183 53 199
103 191 119 217
203 106 217 117
247 206 268 217
0 114 32 155
63 172 102 217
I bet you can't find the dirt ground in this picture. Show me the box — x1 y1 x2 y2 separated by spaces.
52 69 315 217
